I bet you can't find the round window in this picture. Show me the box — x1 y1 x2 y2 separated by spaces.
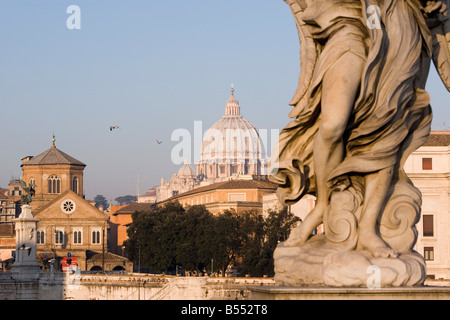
61 200 76 214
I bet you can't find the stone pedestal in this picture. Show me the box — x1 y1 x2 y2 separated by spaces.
249 286 450 300
11 205 41 281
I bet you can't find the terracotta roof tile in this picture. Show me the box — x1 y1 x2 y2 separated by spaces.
22 146 85 167
86 250 128 262
423 132 450 146
164 179 277 202
114 202 154 214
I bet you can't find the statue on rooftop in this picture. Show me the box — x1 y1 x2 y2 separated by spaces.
269 0 449 287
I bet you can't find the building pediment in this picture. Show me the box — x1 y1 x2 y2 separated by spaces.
33 190 108 221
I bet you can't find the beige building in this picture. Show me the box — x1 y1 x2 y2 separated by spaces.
159 178 277 215
21 136 85 211
157 160 199 202
137 187 157 204
18 138 132 272
33 190 120 272
404 132 450 280
0 188 17 269
0 180 27 269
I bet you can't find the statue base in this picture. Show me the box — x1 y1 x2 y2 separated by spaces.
274 235 427 287
274 177 427 287
249 286 450 300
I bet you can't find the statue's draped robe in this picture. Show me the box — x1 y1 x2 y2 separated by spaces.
270 0 433 205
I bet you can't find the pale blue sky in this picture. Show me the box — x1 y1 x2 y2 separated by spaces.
0 1 448 203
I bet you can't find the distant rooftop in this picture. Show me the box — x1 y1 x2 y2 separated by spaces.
113 202 154 215
423 131 450 147
21 140 85 167
164 179 277 203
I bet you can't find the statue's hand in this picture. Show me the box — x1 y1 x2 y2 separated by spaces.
422 1 448 28
422 1 447 17
423 1 447 15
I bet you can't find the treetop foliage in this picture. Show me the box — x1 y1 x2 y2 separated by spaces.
123 202 300 276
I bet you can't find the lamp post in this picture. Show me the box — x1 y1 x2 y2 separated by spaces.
102 224 105 274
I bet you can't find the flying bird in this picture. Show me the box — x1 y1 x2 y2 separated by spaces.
110 126 120 131
156 140 162 144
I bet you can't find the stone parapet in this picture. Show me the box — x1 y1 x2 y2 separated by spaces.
249 286 450 300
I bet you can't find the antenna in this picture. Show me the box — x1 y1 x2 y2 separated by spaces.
137 174 140 197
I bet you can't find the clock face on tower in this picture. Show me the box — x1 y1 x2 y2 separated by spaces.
61 199 76 214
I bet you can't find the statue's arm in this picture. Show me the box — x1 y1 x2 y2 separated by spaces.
421 0 450 91
284 0 307 13
283 0 320 117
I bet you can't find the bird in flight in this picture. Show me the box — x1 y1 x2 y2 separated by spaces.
156 140 162 144
110 126 120 131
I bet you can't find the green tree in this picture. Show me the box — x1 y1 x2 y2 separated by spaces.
93 195 108 209
115 195 137 205
211 210 243 275
176 205 215 272
239 211 266 276
125 201 206 274
124 202 300 277
256 207 301 277
150 201 185 273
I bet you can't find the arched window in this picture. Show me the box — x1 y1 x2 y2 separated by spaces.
48 175 61 194
73 230 82 244
72 177 78 193
37 230 45 244
92 229 101 244
55 229 64 245
113 266 125 271
90 266 102 272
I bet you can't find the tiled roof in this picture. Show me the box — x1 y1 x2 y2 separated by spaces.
423 132 450 146
114 202 155 215
141 188 156 197
22 145 85 167
165 179 277 202
86 250 129 262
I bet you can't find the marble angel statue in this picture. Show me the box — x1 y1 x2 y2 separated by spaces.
269 0 449 286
